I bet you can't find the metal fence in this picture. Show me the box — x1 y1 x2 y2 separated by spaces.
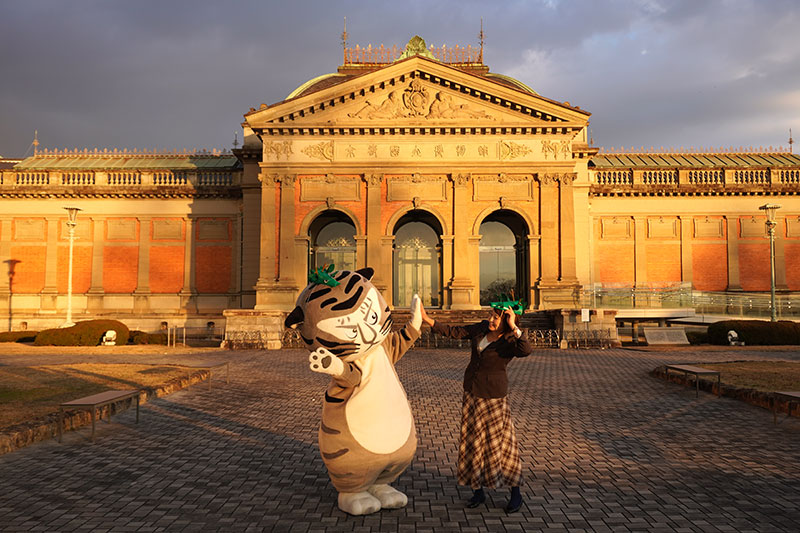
166 326 224 347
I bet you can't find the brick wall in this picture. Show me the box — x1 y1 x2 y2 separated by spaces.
691 243 728 291
195 246 231 293
103 247 139 293
738 243 771 291
149 246 185 293
8 245 46 293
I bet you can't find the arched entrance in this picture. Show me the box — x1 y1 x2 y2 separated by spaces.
393 211 442 308
478 210 529 306
308 210 357 274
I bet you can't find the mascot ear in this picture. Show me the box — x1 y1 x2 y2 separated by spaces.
355 267 374 280
284 306 304 329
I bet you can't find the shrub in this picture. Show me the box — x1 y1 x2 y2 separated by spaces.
0 331 39 343
129 330 167 345
34 320 130 346
707 320 800 346
685 330 708 345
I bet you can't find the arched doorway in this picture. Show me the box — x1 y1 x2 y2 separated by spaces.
308 211 357 274
393 211 442 308
479 210 529 306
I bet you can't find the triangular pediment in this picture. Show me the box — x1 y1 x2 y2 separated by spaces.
246 56 589 131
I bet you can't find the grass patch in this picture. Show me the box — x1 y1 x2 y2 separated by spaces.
0 363 195 430
700 361 800 392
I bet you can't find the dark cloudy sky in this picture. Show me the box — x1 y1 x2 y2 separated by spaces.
2 0 798 157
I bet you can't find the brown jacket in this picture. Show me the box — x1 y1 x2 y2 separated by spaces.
431 320 532 398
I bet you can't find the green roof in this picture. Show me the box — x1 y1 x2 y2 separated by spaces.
14 154 240 171
590 152 800 169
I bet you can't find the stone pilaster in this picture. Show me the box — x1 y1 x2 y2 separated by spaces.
633 216 647 286
449 173 477 309
679 216 693 284
39 217 59 313
180 217 197 312
365 173 386 292
538 174 559 284
726 216 741 290
255 173 278 308
133 217 151 313
86 217 106 312
559 174 578 283
0 218 12 329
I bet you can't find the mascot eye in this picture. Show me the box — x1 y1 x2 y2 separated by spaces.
344 326 358 340
367 311 379 325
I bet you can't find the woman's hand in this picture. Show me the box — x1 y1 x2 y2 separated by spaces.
503 308 516 328
420 303 435 327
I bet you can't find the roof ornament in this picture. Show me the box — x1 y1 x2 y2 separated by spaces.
397 35 435 61
479 18 485 64
341 17 348 64
790 128 794 154
233 131 239 149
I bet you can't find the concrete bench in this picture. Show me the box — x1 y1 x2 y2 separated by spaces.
58 390 140 443
772 391 800 424
665 364 721 398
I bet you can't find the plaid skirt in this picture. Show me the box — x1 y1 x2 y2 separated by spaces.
458 390 522 489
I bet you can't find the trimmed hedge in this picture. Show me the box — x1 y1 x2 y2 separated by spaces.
685 331 709 345
34 320 130 346
129 330 167 345
707 320 800 346
0 331 39 343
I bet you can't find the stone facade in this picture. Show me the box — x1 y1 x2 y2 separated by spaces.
1 38 799 333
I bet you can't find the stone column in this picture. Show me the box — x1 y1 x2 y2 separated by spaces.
354 235 367 270
180 217 197 313
679 216 693 285
365 174 386 292
86 217 106 312
133 217 151 313
449 173 477 309
40 217 59 312
726 216 741 290
527 234 541 309
255 173 278 308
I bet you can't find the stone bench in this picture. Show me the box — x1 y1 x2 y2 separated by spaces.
58 390 140 443
772 391 800 424
665 364 720 398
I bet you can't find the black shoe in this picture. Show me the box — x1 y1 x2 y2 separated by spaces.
504 497 523 514
466 489 486 508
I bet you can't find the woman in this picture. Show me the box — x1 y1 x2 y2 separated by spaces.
419 304 532 513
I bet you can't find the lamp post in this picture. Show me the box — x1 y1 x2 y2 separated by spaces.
62 207 81 328
759 203 781 322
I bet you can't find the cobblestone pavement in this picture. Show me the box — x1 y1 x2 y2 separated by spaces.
1 346 799 532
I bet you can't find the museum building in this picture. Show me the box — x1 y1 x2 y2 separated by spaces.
1 37 799 341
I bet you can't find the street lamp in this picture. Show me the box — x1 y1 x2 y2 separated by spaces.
759 203 781 322
62 207 81 328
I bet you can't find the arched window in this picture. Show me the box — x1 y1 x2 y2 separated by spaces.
479 211 529 307
393 214 442 308
308 212 356 274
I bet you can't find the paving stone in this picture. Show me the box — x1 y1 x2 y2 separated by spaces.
1 346 799 531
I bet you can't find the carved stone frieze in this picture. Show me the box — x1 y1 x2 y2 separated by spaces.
541 139 571 160
473 174 533 202
499 141 531 160
264 140 293 160
301 141 334 161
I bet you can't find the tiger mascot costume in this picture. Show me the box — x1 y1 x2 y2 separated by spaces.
284 266 422 515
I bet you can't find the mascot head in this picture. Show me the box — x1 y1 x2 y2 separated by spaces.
284 267 392 362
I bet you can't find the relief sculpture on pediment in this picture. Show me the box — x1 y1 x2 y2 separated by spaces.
349 80 495 121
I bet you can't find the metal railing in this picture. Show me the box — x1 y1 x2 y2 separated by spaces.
581 284 800 319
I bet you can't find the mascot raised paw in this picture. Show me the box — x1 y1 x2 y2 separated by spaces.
284 266 422 515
